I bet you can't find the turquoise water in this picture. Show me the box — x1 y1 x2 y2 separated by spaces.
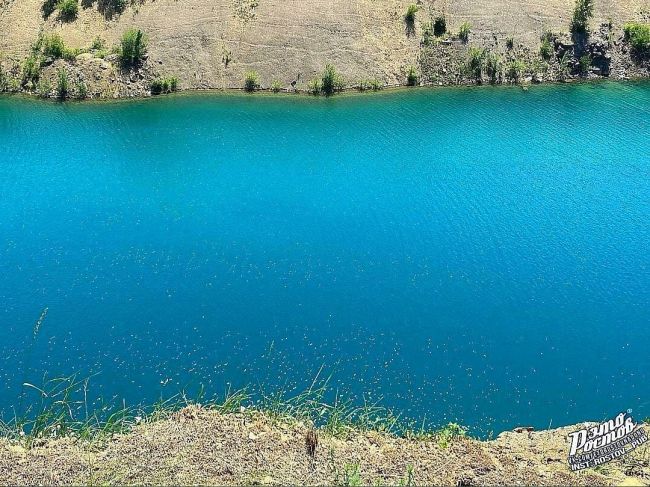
0 83 649 435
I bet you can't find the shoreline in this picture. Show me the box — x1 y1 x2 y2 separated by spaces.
2 77 649 105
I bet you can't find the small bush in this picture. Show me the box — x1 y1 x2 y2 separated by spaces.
624 22 650 54
102 0 128 15
37 77 51 97
76 80 88 99
57 0 78 20
120 28 147 66
57 67 69 99
540 38 553 59
321 64 344 95
404 4 418 24
0 66 7 92
459 21 471 42
506 59 526 83
42 0 57 18
436 423 467 449
484 51 501 84
505 37 514 50
406 65 418 86
243 71 260 91
357 78 383 91
578 54 591 74
91 36 105 51
42 33 65 58
339 462 362 487
22 56 41 86
421 23 434 45
465 47 485 81
571 0 594 34
63 47 82 61
150 76 179 95
270 80 282 92
433 16 446 36
307 78 321 95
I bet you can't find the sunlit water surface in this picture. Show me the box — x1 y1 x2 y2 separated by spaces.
1 82 649 435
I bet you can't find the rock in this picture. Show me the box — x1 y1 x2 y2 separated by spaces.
513 426 534 433
42 57 54 66
76 53 93 62
248 432 257 440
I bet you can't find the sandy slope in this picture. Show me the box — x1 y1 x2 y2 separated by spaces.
0 407 648 485
1 0 649 91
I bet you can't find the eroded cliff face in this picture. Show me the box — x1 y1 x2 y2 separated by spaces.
0 0 649 97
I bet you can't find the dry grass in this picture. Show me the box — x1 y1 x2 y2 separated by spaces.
1 406 648 486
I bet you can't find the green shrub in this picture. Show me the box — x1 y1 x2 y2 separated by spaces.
56 67 69 99
63 47 82 61
540 38 553 59
505 37 514 49
404 4 418 24
339 462 362 487
0 67 6 92
76 80 87 99
484 51 501 84
120 28 147 66
421 23 434 45
42 0 57 18
91 36 105 50
436 423 467 449
433 16 446 36
357 78 382 91
57 0 78 20
37 77 51 97
578 54 591 74
96 0 127 16
321 64 343 95
459 21 471 42
406 65 418 86
243 71 260 91
506 59 526 83
558 52 571 80
571 0 593 34
150 76 179 95
270 80 282 92
465 47 485 80
624 22 650 54
307 78 321 95
22 55 41 86
42 33 65 58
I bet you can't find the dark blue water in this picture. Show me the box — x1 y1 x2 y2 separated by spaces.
1 82 649 435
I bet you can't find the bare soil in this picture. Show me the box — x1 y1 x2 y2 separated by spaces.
1 0 649 98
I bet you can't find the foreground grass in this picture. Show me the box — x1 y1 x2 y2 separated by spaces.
0 374 648 485
0 369 466 450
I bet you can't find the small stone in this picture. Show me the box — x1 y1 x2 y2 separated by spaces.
248 432 257 440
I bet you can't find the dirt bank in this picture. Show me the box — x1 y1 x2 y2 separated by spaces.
0 407 648 485
1 0 649 98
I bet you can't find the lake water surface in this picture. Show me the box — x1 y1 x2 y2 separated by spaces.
1 83 649 435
